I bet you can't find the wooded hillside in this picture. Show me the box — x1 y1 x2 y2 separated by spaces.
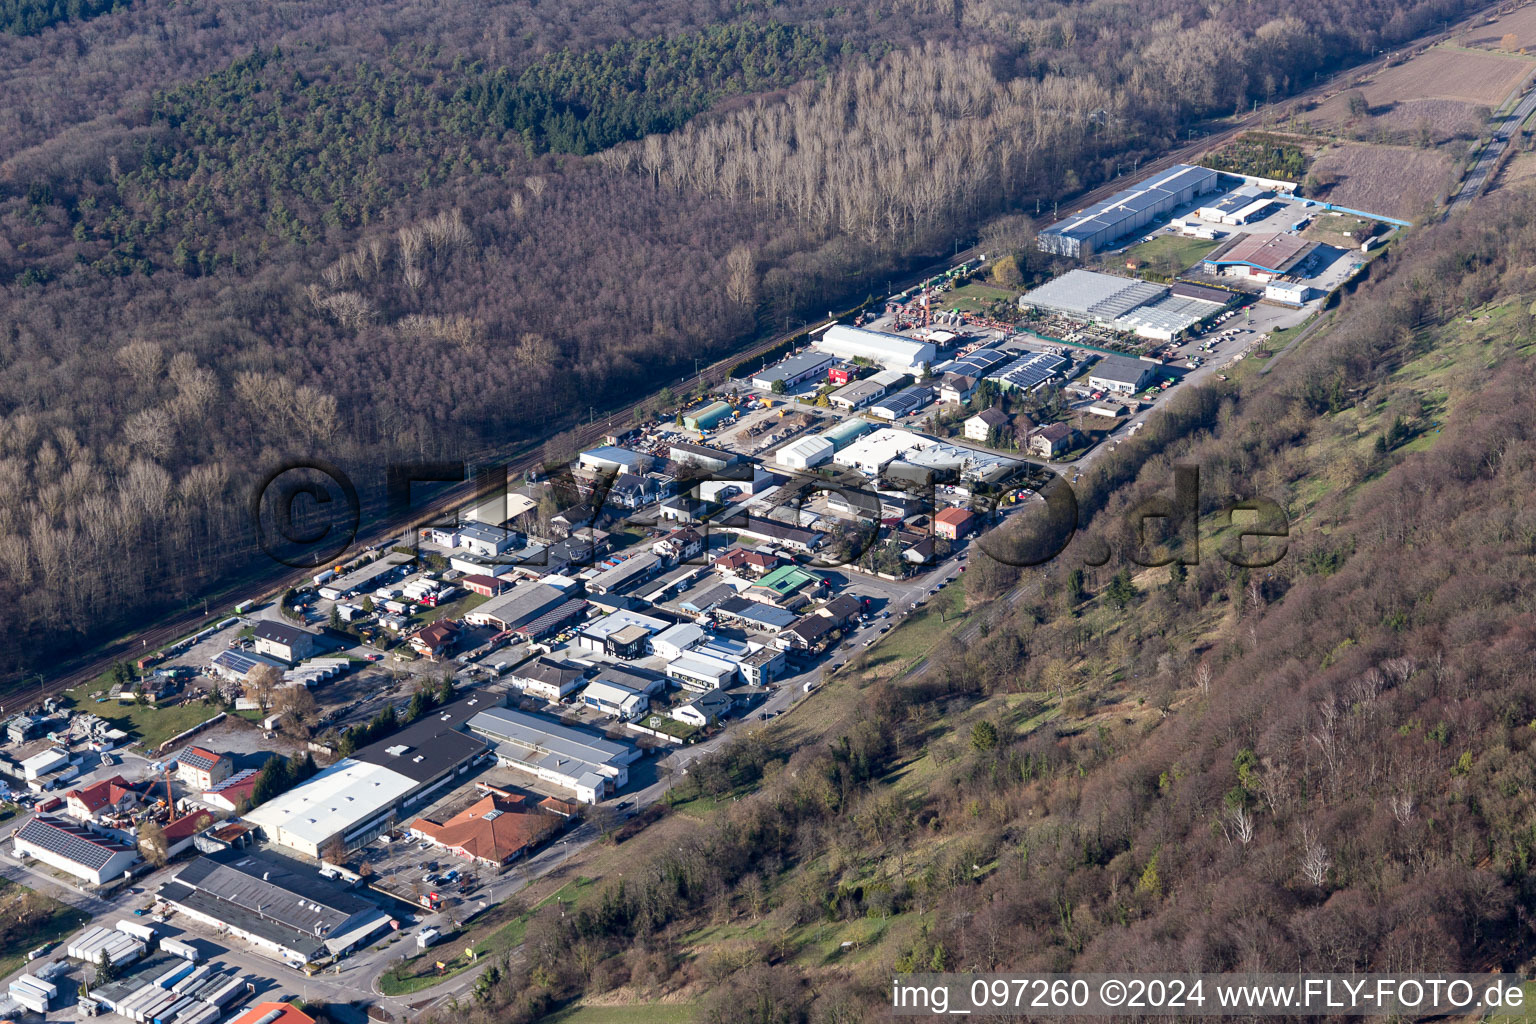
444 188 1536 1024
0 0 1479 674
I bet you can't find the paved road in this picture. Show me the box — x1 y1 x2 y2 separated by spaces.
1450 83 1536 211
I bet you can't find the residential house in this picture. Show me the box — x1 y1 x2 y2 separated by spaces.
152 808 218 862
201 768 261 814
672 689 735 728
1028 423 1075 459
65 776 142 824
508 657 588 702
964 407 1009 443
549 504 607 540
940 372 981 405
410 620 461 660
777 613 838 652
713 547 784 578
652 527 705 565
606 473 656 510
813 594 864 628
578 680 649 721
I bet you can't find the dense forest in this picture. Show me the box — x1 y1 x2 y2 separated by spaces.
0 0 1482 676
442 186 1536 1024
0 0 122 37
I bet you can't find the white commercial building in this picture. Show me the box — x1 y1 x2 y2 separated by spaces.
578 446 650 475
457 523 516 558
665 652 739 692
776 435 834 470
831 428 932 476
20 747 70 781
13 815 140 884
245 759 418 859
816 325 936 373
650 622 707 661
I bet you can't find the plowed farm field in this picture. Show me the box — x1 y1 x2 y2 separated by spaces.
1463 6 1536 52
1305 48 1532 142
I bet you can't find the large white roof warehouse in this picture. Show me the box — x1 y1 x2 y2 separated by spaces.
816 325 936 373
245 759 417 857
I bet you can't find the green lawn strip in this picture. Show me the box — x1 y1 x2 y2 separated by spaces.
410 591 489 626
1122 234 1220 272
59 689 222 751
942 282 1018 313
638 714 697 741
859 580 969 673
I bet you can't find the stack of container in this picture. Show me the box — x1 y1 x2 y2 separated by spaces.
67 925 146 966
7 974 56 1013
159 936 201 962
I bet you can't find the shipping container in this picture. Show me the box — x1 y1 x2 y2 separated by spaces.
117 919 156 942
159 937 202 963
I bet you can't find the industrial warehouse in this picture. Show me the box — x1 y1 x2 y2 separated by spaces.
1019 269 1230 341
159 849 394 966
466 706 641 804
814 324 937 372
245 692 498 857
1036 164 1220 257
1200 231 1320 281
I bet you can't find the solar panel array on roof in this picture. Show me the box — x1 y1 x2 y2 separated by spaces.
988 352 1070 392
946 348 1013 379
207 767 259 792
211 649 285 677
872 385 933 419
16 815 134 870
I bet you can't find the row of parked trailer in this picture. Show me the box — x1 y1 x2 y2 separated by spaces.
85 956 248 1023
67 923 147 966
7 969 59 1013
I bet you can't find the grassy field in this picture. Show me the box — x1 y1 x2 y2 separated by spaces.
940 282 1018 313
639 714 697 741
1121 234 1220 273
0 879 90 979
1301 212 1378 247
411 590 488 626
61 681 223 750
